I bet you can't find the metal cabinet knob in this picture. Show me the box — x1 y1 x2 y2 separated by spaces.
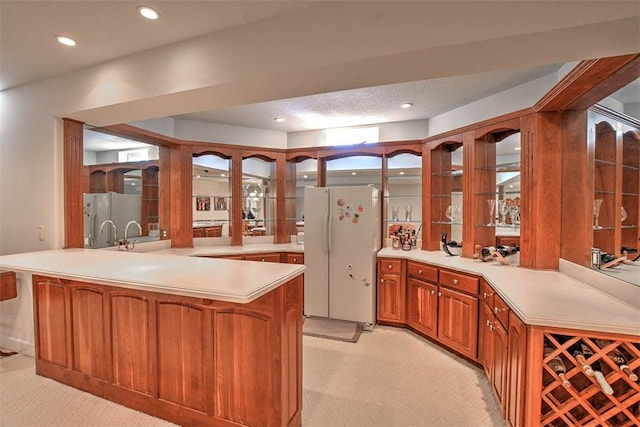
418 269 423 275
494 307 501 314
388 264 393 269
438 291 442 297
430 290 435 295
453 278 459 285
380 278 384 283
293 258 297 263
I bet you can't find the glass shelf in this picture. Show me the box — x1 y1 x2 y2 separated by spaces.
622 163 640 171
593 226 616 231
594 190 616 195
432 220 462 225
474 191 521 196
621 224 639 229
594 158 617 166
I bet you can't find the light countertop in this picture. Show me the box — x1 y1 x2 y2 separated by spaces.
378 248 640 336
151 242 304 257
0 249 305 303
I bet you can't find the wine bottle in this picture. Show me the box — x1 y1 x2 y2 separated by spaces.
543 345 571 388
589 357 614 395
570 342 594 376
594 339 638 381
495 245 519 257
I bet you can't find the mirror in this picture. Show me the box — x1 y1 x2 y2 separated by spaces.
326 155 382 188
242 157 275 237
287 158 317 243
192 154 231 239
430 141 463 251
385 153 423 243
82 127 160 248
493 132 521 249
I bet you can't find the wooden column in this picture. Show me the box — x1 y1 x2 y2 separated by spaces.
165 145 192 248
274 152 289 243
317 158 326 187
230 152 243 246
560 110 592 266
519 112 563 269
63 118 84 248
462 130 477 258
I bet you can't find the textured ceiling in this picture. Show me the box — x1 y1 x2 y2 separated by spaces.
173 63 563 132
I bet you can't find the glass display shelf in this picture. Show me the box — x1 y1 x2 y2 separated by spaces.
474 161 521 172
593 225 616 231
474 191 522 196
594 190 616 195
432 220 462 225
622 164 640 171
621 224 639 229
594 158 617 167
431 171 462 177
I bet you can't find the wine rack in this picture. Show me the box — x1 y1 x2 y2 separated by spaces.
541 332 640 426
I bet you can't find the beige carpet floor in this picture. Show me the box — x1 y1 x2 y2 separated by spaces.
0 326 504 426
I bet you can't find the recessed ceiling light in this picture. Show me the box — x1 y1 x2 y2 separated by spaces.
274 117 285 122
351 172 357 176
196 175 201 178
514 147 521 151
221 173 226 177
56 36 77 47
303 175 308 179
138 6 160 20
401 103 413 109
399 171 405 175
509 184 514 188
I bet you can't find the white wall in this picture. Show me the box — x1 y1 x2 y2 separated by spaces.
428 73 559 136
175 119 287 149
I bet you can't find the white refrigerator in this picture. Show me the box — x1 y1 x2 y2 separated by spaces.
304 186 381 326
83 192 141 249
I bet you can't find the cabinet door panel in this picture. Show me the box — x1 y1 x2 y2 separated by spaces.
406 278 437 338
244 253 281 263
157 302 206 412
437 287 478 359
478 301 494 377
111 294 152 394
507 312 527 427
34 277 69 367
377 272 404 323
492 320 508 412
71 286 109 380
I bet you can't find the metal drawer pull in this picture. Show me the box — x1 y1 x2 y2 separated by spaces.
494 307 502 314
483 292 493 299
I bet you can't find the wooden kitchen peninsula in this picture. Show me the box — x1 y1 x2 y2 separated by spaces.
0 249 305 427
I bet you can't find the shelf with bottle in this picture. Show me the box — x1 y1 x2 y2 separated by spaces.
474 161 521 172
540 332 639 427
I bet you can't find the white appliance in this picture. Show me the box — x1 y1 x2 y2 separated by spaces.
83 192 142 249
304 186 381 326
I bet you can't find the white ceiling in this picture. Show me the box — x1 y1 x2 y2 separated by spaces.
3 1 638 146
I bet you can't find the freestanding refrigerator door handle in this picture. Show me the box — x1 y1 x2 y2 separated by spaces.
327 211 333 254
322 212 329 254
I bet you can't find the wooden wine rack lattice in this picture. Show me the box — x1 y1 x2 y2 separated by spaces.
541 333 640 426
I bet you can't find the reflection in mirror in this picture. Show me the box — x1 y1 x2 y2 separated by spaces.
82 127 160 248
192 154 230 239
494 132 521 250
242 157 275 237
385 153 422 243
430 141 463 251
326 156 382 188
288 159 317 243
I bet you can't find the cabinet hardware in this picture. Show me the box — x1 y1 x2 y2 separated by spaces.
380 279 384 283
453 278 459 284
438 291 442 297
483 292 493 299
418 269 423 274
430 290 435 295
494 307 501 314
388 264 393 269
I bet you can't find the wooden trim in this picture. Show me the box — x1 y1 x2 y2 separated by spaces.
317 158 327 187
90 123 181 147
275 153 289 243
590 104 640 129
63 118 85 248
168 146 193 248
535 54 640 112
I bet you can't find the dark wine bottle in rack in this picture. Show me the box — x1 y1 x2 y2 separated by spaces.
570 342 594 376
595 339 639 382
544 343 571 388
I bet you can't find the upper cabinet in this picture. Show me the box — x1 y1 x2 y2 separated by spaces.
242 156 277 238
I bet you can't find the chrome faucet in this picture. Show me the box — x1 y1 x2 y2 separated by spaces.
99 220 118 247
122 220 143 250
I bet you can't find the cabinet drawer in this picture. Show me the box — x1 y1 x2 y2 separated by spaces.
244 253 281 263
407 261 438 283
379 259 402 274
480 280 494 307
0 271 17 301
440 269 479 295
493 292 510 329
285 253 304 264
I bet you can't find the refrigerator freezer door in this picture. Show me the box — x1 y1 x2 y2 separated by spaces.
328 186 380 324
303 187 330 318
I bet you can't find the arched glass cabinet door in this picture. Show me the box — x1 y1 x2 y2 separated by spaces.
192 153 231 240
385 152 422 248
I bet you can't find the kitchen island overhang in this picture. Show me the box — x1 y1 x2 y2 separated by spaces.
0 249 305 427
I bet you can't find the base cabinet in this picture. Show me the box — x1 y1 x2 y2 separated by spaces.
437 286 479 359
32 274 303 427
406 278 438 338
377 258 405 324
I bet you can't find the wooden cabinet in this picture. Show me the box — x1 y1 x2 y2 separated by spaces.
437 286 479 359
0 270 17 301
506 311 527 427
244 252 282 263
406 277 438 338
192 227 205 238
377 258 405 324
32 273 304 427
283 253 304 264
